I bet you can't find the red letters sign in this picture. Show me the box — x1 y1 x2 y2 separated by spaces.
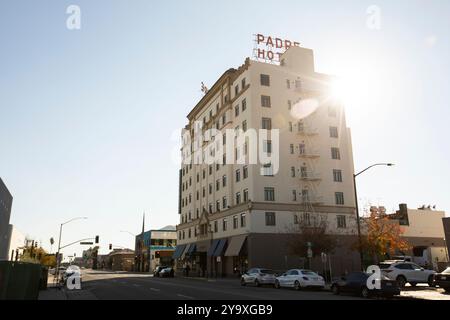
253 34 300 64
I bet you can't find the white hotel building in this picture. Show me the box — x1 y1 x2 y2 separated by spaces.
174 46 360 277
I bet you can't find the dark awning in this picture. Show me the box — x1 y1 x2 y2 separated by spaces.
181 244 191 259
186 244 197 256
212 239 227 257
207 240 220 257
172 245 186 259
224 235 247 257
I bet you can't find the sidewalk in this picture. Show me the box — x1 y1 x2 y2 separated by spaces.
38 274 97 300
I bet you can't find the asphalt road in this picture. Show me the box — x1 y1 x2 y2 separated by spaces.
69 269 361 300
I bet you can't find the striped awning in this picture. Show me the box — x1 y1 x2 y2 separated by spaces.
186 244 197 256
180 244 191 259
212 239 227 257
172 245 186 260
207 240 220 257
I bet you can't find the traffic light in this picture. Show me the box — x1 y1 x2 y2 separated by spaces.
109 244 112 250
95 235 99 244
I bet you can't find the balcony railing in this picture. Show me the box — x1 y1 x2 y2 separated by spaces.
298 196 324 205
299 172 321 181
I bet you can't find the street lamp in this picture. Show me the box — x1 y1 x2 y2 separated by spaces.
353 163 394 270
56 217 88 280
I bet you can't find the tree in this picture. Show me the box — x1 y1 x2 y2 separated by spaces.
355 211 411 264
286 213 338 259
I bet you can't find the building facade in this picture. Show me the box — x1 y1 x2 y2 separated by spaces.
6 225 25 261
135 226 177 272
175 46 360 278
0 178 13 261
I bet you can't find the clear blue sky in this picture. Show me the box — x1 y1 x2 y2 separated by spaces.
1 1 449 258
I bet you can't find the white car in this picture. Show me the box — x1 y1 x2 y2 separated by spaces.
275 269 325 290
379 261 436 288
240 268 277 287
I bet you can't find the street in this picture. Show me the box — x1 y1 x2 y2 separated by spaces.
39 269 450 300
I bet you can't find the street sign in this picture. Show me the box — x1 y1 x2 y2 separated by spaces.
80 242 93 245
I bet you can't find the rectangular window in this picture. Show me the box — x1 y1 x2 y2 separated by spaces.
222 113 226 125
236 169 241 182
242 78 246 89
264 187 275 201
292 190 297 201
222 196 227 209
262 164 273 176
223 218 228 231
291 167 296 178
236 192 241 205
240 213 246 227
243 189 249 202
330 126 339 138
337 215 347 228
263 140 272 153
222 175 227 187
216 179 220 191
235 85 239 96
262 117 272 130
216 200 220 212
288 100 292 110
265 212 276 226
261 95 271 108
294 214 299 224
242 99 247 112
242 120 247 132
331 147 341 160
260 74 270 86
289 122 293 132
209 184 212 194
335 192 345 205
290 144 294 154
235 105 240 117
333 169 343 182
233 215 239 229
214 221 218 233
243 166 248 179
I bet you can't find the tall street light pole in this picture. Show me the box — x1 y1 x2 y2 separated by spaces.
56 217 88 281
353 163 394 270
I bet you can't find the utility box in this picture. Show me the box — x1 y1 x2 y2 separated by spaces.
0 261 42 300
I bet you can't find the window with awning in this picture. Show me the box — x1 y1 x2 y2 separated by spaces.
212 239 227 257
207 239 220 257
172 245 186 260
224 235 247 257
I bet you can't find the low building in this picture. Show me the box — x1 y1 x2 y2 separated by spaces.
108 249 135 272
442 217 450 263
135 226 177 272
387 204 448 270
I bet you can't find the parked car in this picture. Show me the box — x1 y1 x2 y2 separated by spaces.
153 266 169 277
159 267 175 278
241 268 277 287
379 261 436 288
331 272 400 299
433 267 450 292
275 269 325 290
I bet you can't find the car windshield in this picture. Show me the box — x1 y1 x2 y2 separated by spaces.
378 263 392 269
260 269 275 274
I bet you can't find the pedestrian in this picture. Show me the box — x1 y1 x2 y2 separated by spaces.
186 263 190 277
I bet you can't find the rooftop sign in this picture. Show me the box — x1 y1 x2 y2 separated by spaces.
253 34 300 64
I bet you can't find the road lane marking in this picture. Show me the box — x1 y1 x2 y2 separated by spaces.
177 294 194 300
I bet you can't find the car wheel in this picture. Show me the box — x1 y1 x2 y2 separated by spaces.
331 284 340 295
428 276 434 287
255 279 261 287
444 287 450 293
396 276 407 288
361 286 371 299
274 280 280 289
240 278 246 286
294 281 301 291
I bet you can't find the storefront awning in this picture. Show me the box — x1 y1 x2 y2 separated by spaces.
172 245 186 260
207 239 220 257
224 235 247 257
212 239 227 257
180 244 191 259
186 244 196 256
